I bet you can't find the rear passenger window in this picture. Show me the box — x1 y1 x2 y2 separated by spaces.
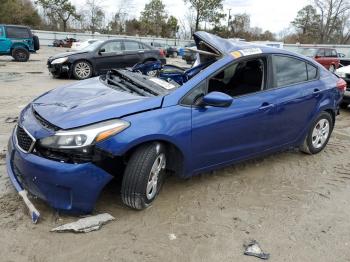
6 27 30 38
331 50 338 57
124 41 140 51
317 49 325 57
325 49 332 57
272 55 308 87
307 64 317 80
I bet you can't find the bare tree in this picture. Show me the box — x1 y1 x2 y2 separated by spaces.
314 0 350 43
85 0 105 34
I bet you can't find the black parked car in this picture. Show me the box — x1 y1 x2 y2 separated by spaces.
47 39 166 80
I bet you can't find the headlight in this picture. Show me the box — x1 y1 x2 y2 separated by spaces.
336 71 346 78
39 119 130 149
51 57 68 65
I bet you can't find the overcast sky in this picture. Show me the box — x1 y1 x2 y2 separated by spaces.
72 0 311 33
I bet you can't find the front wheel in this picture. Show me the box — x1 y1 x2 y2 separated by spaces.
72 61 93 80
300 112 333 154
121 143 166 210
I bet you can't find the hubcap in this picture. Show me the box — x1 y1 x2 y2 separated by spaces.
146 153 166 200
75 62 91 79
312 118 330 149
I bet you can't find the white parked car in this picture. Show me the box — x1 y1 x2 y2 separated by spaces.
336 65 350 108
71 39 99 51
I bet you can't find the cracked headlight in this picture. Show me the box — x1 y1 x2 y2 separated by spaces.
39 119 130 149
51 57 68 65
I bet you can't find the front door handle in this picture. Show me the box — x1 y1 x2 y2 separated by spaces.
259 102 275 110
313 88 322 93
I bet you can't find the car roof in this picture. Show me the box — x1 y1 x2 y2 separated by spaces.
0 24 30 29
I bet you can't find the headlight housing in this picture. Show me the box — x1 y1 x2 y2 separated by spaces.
39 119 130 149
51 57 68 65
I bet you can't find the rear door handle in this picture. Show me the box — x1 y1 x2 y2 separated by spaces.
313 88 322 93
259 102 275 110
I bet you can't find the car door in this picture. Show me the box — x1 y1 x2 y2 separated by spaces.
5 26 33 50
189 56 278 172
123 40 143 67
264 55 322 147
93 40 124 74
0 26 10 53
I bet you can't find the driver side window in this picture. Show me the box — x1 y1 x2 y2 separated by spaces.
208 57 266 97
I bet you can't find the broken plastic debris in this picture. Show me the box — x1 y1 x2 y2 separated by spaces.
243 240 270 260
18 190 40 224
168 233 177 240
51 213 115 233
5 117 18 123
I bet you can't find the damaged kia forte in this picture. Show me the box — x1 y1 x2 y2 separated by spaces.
6 32 346 222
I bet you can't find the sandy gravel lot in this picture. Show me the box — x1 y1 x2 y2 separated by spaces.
1 47 350 262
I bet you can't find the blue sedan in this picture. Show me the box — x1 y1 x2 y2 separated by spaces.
6 32 346 222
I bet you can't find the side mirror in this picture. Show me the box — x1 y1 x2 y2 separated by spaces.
98 48 105 54
200 92 233 107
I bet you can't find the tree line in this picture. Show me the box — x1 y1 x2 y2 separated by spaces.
0 0 349 44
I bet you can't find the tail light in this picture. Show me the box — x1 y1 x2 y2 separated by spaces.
159 49 165 57
336 78 347 92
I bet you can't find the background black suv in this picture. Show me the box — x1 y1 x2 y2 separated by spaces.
47 39 166 80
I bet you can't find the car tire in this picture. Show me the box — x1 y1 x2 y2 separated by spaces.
121 143 167 210
72 61 93 80
340 102 349 109
329 64 336 72
12 47 30 62
33 35 40 51
300 111 333 155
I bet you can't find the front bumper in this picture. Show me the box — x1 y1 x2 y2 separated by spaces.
47 62 70 76
6 130 113 214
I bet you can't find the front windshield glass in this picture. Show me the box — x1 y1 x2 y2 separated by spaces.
82 40 103 51
299 48 317 57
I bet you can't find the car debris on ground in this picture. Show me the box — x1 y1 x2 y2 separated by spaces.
51 213 115 233
4 117 18 123
243 240 270 260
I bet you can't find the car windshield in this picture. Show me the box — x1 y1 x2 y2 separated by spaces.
82 40 103 51
299 48 318 57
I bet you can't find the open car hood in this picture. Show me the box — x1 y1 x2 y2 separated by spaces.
31 77 163 130
193 31 252 56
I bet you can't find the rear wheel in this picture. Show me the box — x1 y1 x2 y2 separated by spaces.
121 143 166 210
12 47 30 62
300 112 333 154
72 61 93 80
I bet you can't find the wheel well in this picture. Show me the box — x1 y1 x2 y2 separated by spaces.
324 109 335 127
124 140 184 177
11 45 29 53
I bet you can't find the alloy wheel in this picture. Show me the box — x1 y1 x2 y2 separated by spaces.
311 118 330 149
146 153 166 200
74 62 91 79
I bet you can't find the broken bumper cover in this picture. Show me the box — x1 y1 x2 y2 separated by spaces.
6 133 113 214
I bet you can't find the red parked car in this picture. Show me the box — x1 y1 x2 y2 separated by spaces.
300 48 339 72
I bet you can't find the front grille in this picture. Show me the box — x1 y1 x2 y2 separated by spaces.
32 108 59 131
16 126 35 152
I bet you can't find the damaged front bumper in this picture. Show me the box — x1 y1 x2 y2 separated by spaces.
6 132 113 221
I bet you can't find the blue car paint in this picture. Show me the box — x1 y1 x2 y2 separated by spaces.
6 31 343 213
0 24 36 55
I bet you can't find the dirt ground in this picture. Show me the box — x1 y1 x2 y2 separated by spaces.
1 47 350 262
